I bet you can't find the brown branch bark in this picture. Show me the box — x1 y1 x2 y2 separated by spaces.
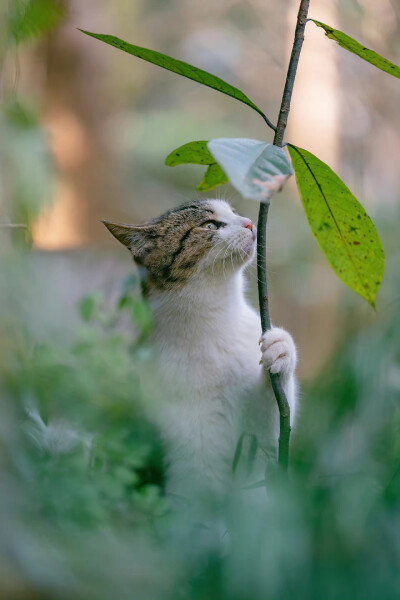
257 0 310 471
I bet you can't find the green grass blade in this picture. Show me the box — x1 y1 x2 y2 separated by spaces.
232 433 258 477
232 433 245 474
288 144 385 307
312 20 400 80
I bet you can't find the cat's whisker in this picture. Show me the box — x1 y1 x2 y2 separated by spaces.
247 263 277 286
222 246 230 280
221 239 237 278
222 241 237 280
226 240 236 272
211 240 228 276
212 241 230 277
227 242 234 271
227 240 239 266
247 271 268 287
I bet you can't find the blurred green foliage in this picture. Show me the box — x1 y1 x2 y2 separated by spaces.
1 249 400 599
1 99 54 225
1 1 400 599
1 0 65 228
8 0 65 45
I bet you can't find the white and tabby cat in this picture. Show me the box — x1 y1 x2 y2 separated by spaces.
104 199 297 501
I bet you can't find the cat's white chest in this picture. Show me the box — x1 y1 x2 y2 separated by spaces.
153 300 262 490
154 300 262 402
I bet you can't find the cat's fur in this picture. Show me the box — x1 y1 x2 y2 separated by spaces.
104 199 297 501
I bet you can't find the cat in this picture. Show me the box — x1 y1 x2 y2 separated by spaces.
103 199 297 503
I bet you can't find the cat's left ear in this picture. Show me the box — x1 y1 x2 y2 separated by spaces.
102 220 154 255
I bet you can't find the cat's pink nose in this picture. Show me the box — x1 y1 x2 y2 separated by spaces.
242 218 253 231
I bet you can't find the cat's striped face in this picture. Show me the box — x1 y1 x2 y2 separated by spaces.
103 200 256 293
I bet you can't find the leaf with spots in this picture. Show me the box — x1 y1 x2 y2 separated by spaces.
312 20 400 80
165 141 228 192
165 141 214 167
288 144 385 307
79 31 270 120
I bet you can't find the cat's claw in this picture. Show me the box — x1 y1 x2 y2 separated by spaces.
259 327 297 376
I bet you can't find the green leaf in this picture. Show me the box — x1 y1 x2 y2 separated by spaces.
288 144 385 307
78 292 104 322
79 30 267 118
9 0 65 45
117 294 133 311
232 433 246 474
196 163 229 192
118 295 152 339
312 20 400 80
165 141 214 166
208 138 293 202
232 433 258 476
245 433 258 476
131 297 152 339
166 140 228 192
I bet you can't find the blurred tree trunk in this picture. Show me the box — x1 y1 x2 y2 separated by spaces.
285 0 341 379
33 0 126 248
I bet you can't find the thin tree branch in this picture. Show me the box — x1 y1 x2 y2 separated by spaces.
257 0 310 471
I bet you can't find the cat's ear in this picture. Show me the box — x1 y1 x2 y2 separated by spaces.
102 220 154 256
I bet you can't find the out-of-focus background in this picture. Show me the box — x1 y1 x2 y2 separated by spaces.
1 1 400 599
1 0 399 378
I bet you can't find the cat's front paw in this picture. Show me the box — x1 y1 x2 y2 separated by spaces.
259 327 297 376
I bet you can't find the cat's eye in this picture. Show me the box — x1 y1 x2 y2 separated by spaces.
201 221 219 230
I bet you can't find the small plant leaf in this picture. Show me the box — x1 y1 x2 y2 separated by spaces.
245 434 258 476
232 433 258 477
118 295 153 340
165 141 214 166
79 292 104 322
196 163 229 192
232 433 245 474
79 30 268 118
288 144 385 307
312 20 400 80
166 140 228 192
208 138 293 202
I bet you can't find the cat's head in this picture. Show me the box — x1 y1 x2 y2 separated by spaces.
102 200 256 293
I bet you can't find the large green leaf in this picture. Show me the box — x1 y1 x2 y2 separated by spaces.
208 138 293 202
9 0 65 44
80 30 268 119
312 20 400 80
165 141 228 192
288 144 384 307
